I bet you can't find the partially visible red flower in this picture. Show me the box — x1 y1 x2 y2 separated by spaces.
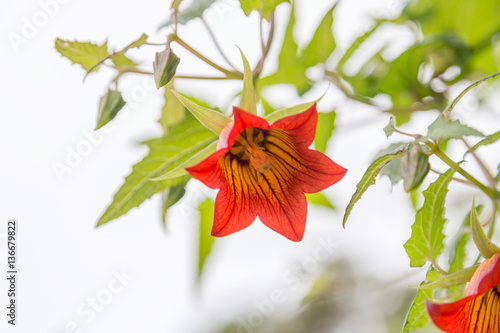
186 104 347 241
426 253 500 332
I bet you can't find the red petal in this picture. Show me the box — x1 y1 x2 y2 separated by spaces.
185 148 228 189
271 103 318 147
228 107 270 148
465 253 500 298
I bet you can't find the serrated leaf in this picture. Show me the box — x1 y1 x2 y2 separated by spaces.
239 0 289 20
159 81 186 132
238 49 257 115
383 117 396 138
314 111 336 153
55 39 109 72
170 89 231 134
96 114 217 227
302 3 336 67
343 153 402 227
469 130 500 153
198 198 215 279
161 181 188 226
415 265 478 290
404 169 455 267
95 90 126 130
161 0 216 27
403 268 441 333
111 53 138 68
124 33 149 49
152 140 217 181
425 114 484 141
471 199 500 258
305 192 335 210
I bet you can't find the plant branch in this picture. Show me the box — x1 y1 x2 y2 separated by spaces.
200 18 239 71
324 70 377 106
253 13 275 77
461 138 496 187
430 169 474 186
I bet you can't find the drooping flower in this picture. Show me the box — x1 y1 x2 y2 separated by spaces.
186 104 347 241
426 253 500 332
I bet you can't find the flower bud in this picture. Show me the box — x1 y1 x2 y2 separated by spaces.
400 144 430 192
153 48 180 89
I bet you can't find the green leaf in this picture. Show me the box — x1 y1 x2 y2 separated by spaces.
239 0 289 20
471 198 500 259
159 81 186 132
198 198 216 279
425 114 484 141
161 0 216 27
170 89 231 134
111 53 138 68
161 181 188 226
151 140 217 181
383 117 396 138
415 265 478 290
264 101 315 123
404 169 455 267
238 49 257 115
314 111 336 153
305 192 335 210
123 33 149 49
95 90 126 130
343 153 402 227
403 268 441 333
55 39 109 72
449 206 483 273
154 48 181 89
96 114 217 227
469 130 500 153
302 3 336 67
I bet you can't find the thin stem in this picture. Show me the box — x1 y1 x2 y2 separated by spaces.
200 18 239 71
429 143 497 198
324 70 377 106
392 127 421 140
253 13 275 77
430 169 474 186
444 71 500 119
461 138 496 187
171 35 241 79
431 259 448 276
175 75 238 80
145 42 168 46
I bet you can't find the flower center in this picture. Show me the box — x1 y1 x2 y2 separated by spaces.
229 127 271 173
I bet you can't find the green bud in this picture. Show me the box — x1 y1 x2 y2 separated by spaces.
400 144 430 192
153 48 180 89
95 89 126 130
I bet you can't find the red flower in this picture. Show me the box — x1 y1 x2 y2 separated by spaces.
426 253 500 332
186 104 347 241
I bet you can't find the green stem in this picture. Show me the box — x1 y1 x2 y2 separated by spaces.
171 35 241 79
430 143 497 198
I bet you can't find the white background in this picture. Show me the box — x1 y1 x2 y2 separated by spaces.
1 0 498 332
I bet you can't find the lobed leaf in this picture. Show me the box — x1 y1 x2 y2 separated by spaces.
343 153 402 227
468 130 500 153
404 169 455 267
383 116 396 138
55 39 109 72
161 0 216 27
424 114 484 141
96 114 217 227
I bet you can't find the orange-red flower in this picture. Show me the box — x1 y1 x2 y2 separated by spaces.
186 104 347 241
426 253 500 332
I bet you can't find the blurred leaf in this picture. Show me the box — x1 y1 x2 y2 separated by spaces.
403 268 441 333
383 117 396 138
265 101 315 122
198 198 215 279
239 49 257 115
471 199 500 258
468 130 500 153
306 192 335 210
123 33 149 49
415 265 478 290
170 89 231 134
405 0 500 46
161 181 188 226
111 53 138 68
404 169 455 267
95 90 126 130
425 114 484 140
159 81 186 132
302 3 336 67
161 0 216 27
55 39 109 72
152 140 217 181
315 111 336 153
96 114 217 227
239 0 289 20
261 97 274 116
380 158 402 185
343 153 402 227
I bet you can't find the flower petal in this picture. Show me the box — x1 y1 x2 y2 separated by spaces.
185 148 229 189
426 286 500 333
228 107 270 148
271 103 318 147
466 253 500 298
